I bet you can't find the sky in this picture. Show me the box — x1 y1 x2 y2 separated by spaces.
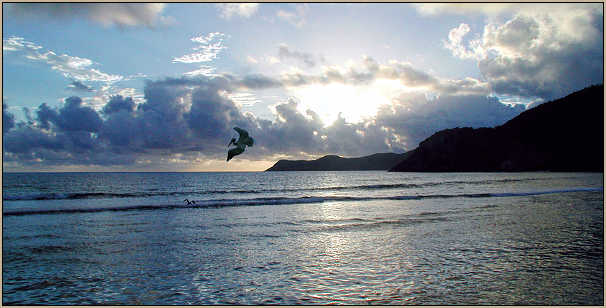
2 3 603 172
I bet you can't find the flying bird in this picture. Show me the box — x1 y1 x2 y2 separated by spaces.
184 199 196 205
227 127 254 161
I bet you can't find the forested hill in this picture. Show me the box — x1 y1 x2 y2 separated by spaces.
390 85 604 172
266 152 409 171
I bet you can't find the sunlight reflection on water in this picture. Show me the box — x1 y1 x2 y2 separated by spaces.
2 172 603 305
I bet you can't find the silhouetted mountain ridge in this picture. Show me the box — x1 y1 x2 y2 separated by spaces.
266 152 409 171
390 85 604 172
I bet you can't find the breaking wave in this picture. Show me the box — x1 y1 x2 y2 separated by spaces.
1 177 566 201
3 187 602 216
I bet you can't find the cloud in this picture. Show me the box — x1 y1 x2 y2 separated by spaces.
266 56 489 97
3 36 123 83
102 95 136 114
3 52 529 169
234 74 283 89
173 32 227 64
6 3 172 28
3 102 16 134
414 2 602 17
443 23 480 60
278 44 323 67
226 92 262 107
38 97 103 133
3 97 113 166
216 3 259 19
4 75 393 168
67 80 94 92
3 36 42 52
276 4 308 28
413 3 520 16
255 98 400 157
266 56 280 64
209 56 491 103
374 92 524 149
443 5 603 100
183 65 218 77
257 98 324 154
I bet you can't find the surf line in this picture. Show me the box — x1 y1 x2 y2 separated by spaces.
4 187 603 216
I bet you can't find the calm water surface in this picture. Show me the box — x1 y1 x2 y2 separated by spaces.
2 171 603 305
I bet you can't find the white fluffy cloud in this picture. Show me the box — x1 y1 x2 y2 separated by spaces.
173 32 227 64
216 3 259 19
183 65 218 77
443 23 481 60
3 36 123 83
443 4 603 99
3 36 43 52
6 3 172 28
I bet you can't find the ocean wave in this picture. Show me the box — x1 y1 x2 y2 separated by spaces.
3 191 206 201
3 187 602 216
2 177 562 201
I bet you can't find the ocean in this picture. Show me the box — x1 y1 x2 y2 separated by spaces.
2 171 603 305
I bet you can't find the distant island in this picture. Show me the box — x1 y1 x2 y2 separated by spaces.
390 84 604 172
266 152 409 171
266 85 603 173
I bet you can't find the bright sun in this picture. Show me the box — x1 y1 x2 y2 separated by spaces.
291 79 407 125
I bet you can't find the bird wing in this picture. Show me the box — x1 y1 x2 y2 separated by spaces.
233 127 249 139
227 146 246 161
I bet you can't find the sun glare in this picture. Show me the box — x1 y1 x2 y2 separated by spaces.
291 79 407 125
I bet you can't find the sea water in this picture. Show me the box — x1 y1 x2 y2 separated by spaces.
2 171 603 305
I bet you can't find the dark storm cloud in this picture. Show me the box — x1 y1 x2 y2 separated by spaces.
3 102 16 133
3 126 65 154
3 73 522 168
102 95 135 114
35 97 102 132
187 86 244 140
96 76 243 155
5 97 111 166
35 103 59 130
255 98 324 154
3 74 395 167
67 80 94 92
55 97 103 132
99 109 139 148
